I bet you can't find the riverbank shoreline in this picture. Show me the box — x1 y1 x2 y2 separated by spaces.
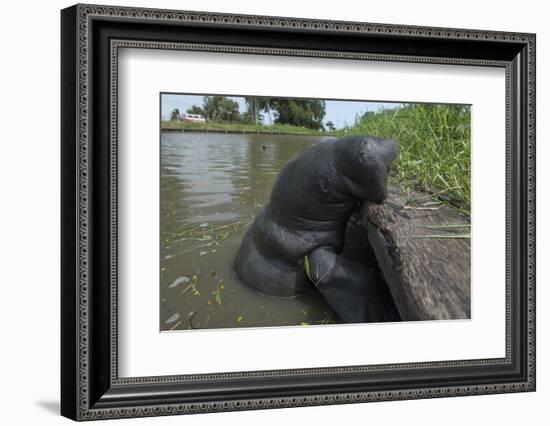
161 127 337 136
161 120 336 137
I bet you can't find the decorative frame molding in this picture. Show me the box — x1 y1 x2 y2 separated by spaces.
61 4 535 421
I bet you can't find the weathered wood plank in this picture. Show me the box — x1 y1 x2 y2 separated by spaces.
361 186 471 321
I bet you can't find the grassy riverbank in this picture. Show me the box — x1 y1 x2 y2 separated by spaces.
338 104 471 208
161 120 333 136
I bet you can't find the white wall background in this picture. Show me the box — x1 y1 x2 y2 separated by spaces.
0 0 546 424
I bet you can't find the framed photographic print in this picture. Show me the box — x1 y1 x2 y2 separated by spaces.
61 4 536 421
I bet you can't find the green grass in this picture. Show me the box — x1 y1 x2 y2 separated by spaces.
161 120 333 136
336 104 471 208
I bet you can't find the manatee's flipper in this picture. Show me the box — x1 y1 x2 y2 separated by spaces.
234 227 311 297
307 245 388 322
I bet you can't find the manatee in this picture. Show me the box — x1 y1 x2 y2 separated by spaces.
234 136 398 322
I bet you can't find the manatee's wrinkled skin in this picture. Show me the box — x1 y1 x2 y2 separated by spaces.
233 136 398 323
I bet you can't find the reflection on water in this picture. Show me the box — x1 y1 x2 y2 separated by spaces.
161 132 340 331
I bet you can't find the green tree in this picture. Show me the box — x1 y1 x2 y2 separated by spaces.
186 105 205 116
241 110 264 124
244 97 273 124
170 108 181 121
270 99 326 130
325 121 336 131
361 110 376 121
202 96 240 122
245 96 258 124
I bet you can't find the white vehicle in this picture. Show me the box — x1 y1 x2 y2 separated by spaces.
182 113 206 123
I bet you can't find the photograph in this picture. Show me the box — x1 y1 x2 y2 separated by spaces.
160 93 472 331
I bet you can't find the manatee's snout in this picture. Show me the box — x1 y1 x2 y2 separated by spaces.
367 137 398 170
378 139 398 176
384 138 399 164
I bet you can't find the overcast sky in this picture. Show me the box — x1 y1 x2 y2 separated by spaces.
160 93 402 129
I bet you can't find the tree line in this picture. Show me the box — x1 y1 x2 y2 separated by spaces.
170 95 328 131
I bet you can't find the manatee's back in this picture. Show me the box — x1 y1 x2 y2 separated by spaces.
269 141 355 228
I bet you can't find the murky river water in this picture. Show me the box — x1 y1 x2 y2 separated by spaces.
160 132 374 331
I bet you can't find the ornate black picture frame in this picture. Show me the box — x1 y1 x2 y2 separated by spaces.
61 4 536 421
